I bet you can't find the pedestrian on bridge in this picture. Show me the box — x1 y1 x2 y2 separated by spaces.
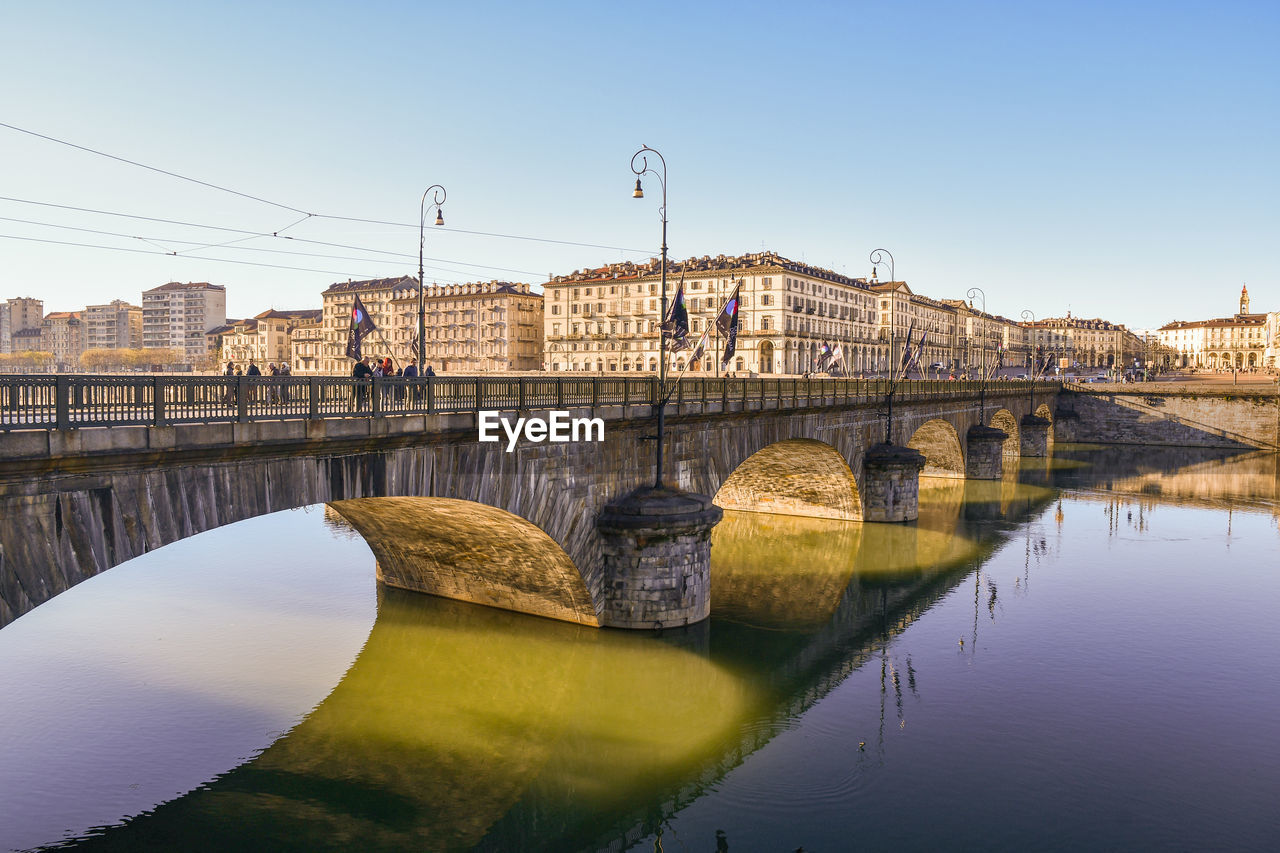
351 356 373 410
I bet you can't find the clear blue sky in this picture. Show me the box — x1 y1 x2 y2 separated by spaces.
2 0 1276 329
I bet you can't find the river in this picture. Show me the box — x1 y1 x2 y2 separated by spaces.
2 444 1278 851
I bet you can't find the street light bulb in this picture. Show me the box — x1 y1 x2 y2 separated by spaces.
434 209 444 226
632 178 644 198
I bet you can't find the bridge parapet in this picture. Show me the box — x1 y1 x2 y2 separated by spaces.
1 374 1054 432
0 377 1061 630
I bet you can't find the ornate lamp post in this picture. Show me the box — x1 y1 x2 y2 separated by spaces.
870 248 895 443
418 185 446 370
631 145 669 487
968 286 987 422
1021 308 1036 411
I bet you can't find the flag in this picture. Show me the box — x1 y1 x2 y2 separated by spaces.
661 274 690 351
715 282 742 369
832 344 845 375
816 340 834 372
689 327 711 362
898 320 917 373
345 294 377 359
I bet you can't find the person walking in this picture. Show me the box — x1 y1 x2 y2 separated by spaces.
245 359 261 403
223 360 236 405
401 357 418 406
268 362 282 404
351 355 373 410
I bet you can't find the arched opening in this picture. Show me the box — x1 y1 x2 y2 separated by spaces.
714 439 862 521
328 497 599 626
989 409 1020 457
759 340 775 374
907 418 965 478
1035 403 1054 422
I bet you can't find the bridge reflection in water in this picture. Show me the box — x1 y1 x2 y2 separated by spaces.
51 463 1072 853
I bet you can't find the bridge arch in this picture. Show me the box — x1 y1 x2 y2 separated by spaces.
328 497 599 626
990 409 1021 456
713 439 862 520
907 418 965 478
1035 403 1053 422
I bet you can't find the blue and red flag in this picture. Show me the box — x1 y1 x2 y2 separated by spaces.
716 282 742 369
345 294 377 359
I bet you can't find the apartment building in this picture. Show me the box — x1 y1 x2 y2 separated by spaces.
1159 287 1269 370
218 309 322 369
544 252 884 375
141 282 227 364
319 276 543 374
83 299 143 351
40 311 84 367
1 297 44 354
288 316 325 376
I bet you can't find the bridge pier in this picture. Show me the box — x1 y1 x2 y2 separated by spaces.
965 425 1009 480
861 443 927 523
596 487 723 629
1019 414 1052 457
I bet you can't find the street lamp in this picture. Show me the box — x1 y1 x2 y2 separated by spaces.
631 145 669 487
1021 308 1036 411
870 248 895 443
968 286 987 422
418 185 446 370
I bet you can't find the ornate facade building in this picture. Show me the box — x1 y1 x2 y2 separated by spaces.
318 277 543 375
543 251 1036 377
217 309 322 369
288 317 325 376
40 311 83 367
1027 313 1141 372
1159 286 1269 370
544 252 882 375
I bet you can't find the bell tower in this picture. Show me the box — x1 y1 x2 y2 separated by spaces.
1240 284 1250 316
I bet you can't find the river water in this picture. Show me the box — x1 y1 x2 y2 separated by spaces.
2 444 1278 852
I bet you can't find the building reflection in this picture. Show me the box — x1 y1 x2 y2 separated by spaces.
65 444 1272 852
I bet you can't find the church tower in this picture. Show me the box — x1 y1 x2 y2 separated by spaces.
1240 284 1250 316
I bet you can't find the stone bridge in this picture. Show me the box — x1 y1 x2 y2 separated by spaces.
0 377 1061 630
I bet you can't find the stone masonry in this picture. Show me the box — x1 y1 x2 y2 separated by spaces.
596 487 722 629
0 385 1052 628
860 443 927 522
1054 387 1279 450
965 425 1009 479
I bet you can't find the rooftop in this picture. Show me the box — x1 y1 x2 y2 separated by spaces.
550 251 875 291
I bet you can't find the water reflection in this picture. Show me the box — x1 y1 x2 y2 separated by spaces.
7 444 1280 851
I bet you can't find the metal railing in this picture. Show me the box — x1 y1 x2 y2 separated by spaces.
0 375 1059 431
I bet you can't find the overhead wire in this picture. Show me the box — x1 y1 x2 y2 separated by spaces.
0 204 552 279
0 229 529 286
0 121 312 216
0 233 387 278
0 122 653 255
